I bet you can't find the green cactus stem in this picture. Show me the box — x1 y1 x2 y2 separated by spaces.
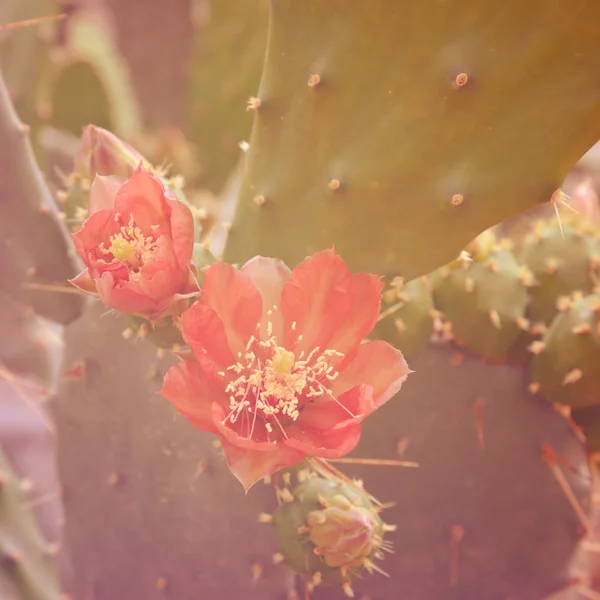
223 0 600 279
0 446 61 600
0 72 84 324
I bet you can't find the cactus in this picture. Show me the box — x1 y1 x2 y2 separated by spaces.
0 445 61 600
222 0 600 279
431 240 532 361
272 472 391 595
530 292 600 409
371 276 435 357
0 72 84 324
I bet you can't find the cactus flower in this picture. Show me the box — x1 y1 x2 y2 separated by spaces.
160 250 411 491
69 165 199 319
74 124 151 181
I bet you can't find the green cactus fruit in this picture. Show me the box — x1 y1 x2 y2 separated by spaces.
0 73 84 324
187 0 269 191
272 474 390 594
371 276 435 357
530 292 600 409
0 446 61 600
432 240 533 361
518 217 600 327
327 341 591 600
53 300 297 600
223 0 600 279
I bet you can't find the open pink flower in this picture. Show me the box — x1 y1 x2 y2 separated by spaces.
160 250 411 491
70 165 199 319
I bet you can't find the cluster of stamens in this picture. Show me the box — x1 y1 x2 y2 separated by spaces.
218 305 346 439
98 213 158 277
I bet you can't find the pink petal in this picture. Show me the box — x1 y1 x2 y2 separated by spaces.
241 256 291 340
113 165 171 233
284 422 363 459
159 361 218 434
330 340 411 407
280 249 352 353
181 301 236 367
71 209 121 267
165 194 195 272
88 175 123 214
201 262 263 355
94 271 163 315
326 272 383 363
68 269 97 294
296 385 374 431
136 236 186 300
220 439 305 492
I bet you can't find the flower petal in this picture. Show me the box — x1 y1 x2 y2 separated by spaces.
71 209 121 267
281 249 352 353
166 194 195 272
326 272 383 362
330 340 411 407
284 422 363 459
113 165 171 233
296 385 374 431
241 256 291 340
68 269 97 294
201 262 263 354
88 175 123 214
159 361 218 434
94 271 163 315
181 301 236 367
220 439 305 492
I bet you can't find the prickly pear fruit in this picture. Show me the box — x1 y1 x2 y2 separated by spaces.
432 242 532 361
518 218 600 326
272 473 391 594
372 276 434 357
223 0 600 278
531 292 600 408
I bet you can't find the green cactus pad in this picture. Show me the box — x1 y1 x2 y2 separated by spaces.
0 447 61 600
372 276 434 357
273 475 386 589
518 218 600 326
432 245 531 361
223 0 600 278
531 292 600 409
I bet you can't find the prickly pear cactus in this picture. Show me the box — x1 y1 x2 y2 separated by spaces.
53 301 297 600
0 73 84 324
0 446 61 600
304 341 591 600
531 292 600 409
223 0 600 279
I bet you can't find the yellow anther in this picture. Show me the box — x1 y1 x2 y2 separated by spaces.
110 238 133 260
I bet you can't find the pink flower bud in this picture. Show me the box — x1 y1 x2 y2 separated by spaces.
74 125 150 180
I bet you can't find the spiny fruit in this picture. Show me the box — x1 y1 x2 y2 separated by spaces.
530 292 600 409
518 217 600 327
432 235 533 361
372 276 435 357
271 472 393 596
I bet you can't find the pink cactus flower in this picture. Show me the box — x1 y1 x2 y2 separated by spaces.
70 165 199 319
160 250 411 491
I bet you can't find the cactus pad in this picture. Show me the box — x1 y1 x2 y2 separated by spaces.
223 0 600 278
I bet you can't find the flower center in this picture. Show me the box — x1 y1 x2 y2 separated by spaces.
218 306 345 438
99 213 158 274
